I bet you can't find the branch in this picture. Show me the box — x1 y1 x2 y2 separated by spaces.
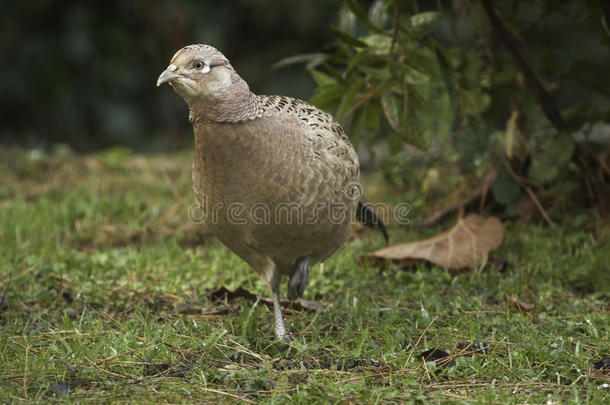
480 0 566 132
481 0 610 218
422 169 498 227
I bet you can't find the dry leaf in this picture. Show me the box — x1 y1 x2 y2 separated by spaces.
506 295 536 312
366 214 504 270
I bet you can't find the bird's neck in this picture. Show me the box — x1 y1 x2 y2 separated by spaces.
188 75 263 124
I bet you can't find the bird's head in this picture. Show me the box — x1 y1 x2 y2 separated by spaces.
156 44 241 103
157 44 260 122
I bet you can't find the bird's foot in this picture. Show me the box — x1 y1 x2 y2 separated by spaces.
272 287 293 342
274 320 294 342
276 331 293 343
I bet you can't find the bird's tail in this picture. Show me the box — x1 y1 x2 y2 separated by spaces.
356 198 389 243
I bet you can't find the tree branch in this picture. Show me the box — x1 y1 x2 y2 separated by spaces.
480 0 566 132
481 0 610 218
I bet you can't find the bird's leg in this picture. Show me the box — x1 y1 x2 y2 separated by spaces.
272 285 291 341
287 257 309 301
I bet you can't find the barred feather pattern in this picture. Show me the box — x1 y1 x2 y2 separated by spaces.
191 94 360 284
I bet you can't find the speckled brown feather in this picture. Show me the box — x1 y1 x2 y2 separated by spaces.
192 95 360 285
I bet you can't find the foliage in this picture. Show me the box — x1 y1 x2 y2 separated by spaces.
1 149 608 403
0 0 343 150
279 0 610 217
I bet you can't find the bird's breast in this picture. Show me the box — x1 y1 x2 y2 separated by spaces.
191 116 359 262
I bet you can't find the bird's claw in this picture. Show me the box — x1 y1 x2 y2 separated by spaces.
276 331 294 343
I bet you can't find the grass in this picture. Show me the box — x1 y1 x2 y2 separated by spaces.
1 146 609 403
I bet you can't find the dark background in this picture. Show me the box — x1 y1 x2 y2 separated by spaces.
0 0 350 151
2 1 609 156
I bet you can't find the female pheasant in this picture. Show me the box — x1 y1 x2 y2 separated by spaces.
157 44 385 340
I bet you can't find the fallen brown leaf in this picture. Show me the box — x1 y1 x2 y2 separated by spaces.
506 295 536 312
366 214 504 270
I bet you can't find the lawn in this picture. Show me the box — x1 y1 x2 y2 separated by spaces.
1 147 608 403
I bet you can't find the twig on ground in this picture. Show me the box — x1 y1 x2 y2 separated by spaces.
524 186 555 227
502 159 555 227
404 315 438 370
422 170 497 227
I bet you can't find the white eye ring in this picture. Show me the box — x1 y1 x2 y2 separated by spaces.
193 60 211 73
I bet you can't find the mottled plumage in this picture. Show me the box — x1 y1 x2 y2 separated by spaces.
157 44 383 340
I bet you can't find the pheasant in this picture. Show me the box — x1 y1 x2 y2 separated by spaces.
157 44 386 340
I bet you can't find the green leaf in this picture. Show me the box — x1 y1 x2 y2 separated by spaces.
331 25 368 48
308 68 336 87
349 106 367 148
504 110 519 159
398 10 413 29
460 89 491 115
320 62 344 83
403 67 431 84
528 132 575 184
345 0 385 33
405 84 434 116
381 90 401 134
347 101 381 144
362 34 393 55
434 46 457 103
346 50 369 73
358 65 392 81
380 87 427 149
410 11 440 33
309 84 345 112
272 53 328 70
492 167 521 217
401 87 427 149
362 102 381 130
336 79 364 124
402 49 439 80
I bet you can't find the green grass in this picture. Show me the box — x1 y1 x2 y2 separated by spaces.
1 147 609 403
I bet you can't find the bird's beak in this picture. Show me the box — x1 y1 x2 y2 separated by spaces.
156 65 181 87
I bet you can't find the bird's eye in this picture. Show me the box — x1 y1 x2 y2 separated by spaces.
194 61 204 69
